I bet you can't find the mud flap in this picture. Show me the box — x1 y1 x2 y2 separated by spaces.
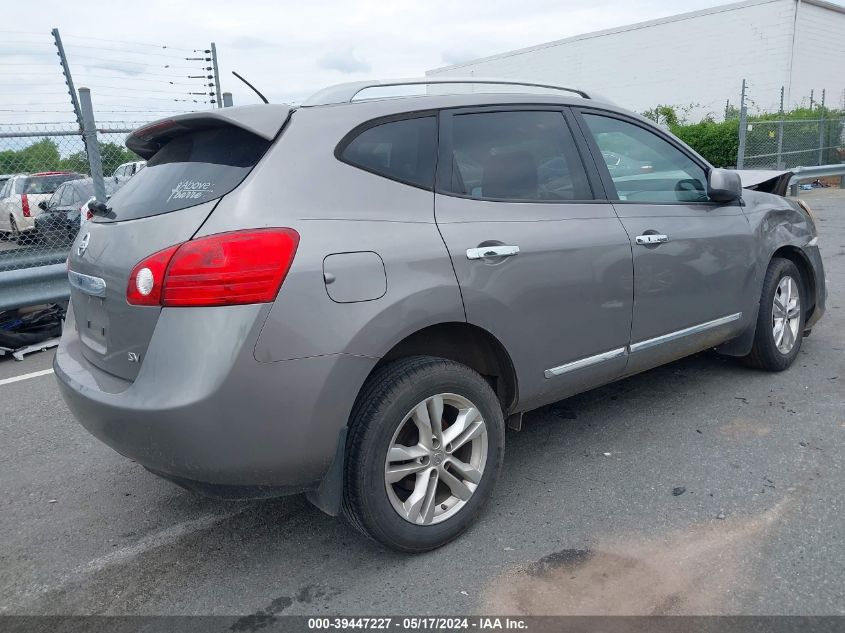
305 426 347 516
714 304 760 357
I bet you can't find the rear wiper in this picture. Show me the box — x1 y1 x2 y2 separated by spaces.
87 200 116 220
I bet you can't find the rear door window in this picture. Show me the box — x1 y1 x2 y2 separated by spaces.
339 116 437 189
103 126 271 222
443 110 592 202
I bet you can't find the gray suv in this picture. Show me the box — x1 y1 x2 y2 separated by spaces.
56 78 826 552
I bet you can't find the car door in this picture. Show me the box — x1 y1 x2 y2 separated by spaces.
574 109 756 375
434 107 634 411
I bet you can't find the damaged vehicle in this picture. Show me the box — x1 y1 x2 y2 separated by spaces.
55 78 825 552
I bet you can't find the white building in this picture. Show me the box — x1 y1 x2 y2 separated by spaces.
426 0 845 121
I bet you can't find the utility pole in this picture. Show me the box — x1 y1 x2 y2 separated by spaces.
818 88 825 165
78 88 106 203
210 42 223 108
737 79 748 169
222 92 233 107
52 28 83 130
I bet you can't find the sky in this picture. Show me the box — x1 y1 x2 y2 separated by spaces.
1 0 843 126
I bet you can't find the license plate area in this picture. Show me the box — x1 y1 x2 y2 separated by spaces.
79 295 108 354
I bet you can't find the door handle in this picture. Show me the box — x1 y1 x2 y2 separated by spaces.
635 234 669 245
466 245 520 260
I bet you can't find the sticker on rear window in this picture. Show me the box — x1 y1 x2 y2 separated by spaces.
167 180 215 202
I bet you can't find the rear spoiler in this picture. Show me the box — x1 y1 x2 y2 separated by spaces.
126 104 293 160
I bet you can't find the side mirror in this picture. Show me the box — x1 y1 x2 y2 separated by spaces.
38 200 48 211
707 168 742 202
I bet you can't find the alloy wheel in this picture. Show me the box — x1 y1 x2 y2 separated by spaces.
772 275 801 354
384 393 488 525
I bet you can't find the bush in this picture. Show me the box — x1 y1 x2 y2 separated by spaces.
670 119 739 168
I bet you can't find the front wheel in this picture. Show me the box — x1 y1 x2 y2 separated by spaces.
742 257 805 371
343 356 504 552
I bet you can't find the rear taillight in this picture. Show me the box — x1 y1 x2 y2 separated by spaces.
82 203 93 221
21 194 30 217
126 228 300 307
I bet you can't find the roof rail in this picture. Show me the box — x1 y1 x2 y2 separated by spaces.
302 77 602 107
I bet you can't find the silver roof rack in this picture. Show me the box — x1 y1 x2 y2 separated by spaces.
302 77 604 107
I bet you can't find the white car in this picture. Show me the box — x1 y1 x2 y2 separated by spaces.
0 172 85 243
0 174 16 190
112 160 146 179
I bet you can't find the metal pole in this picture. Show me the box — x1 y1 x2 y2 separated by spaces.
210 42 223 108
222 92 233 107
818 88 825 166
737 79 748 169
776 86 785 169
78 88 107 204
724 99 730 120
809 88 814 110
52 28 83 130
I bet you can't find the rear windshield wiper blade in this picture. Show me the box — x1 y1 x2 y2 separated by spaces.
87 200 116 220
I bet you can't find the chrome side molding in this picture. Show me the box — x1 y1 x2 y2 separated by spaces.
544 312 743 379
629 312 742 353
544 347 627 379
68 270 106 298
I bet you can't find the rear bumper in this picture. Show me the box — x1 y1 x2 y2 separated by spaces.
55 303 377 494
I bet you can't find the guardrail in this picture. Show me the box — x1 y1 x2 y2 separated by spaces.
789 164 845 196
0 252 69 312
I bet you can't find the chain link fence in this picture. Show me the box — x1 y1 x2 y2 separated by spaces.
741 116 845 169
0 122 142 271
738 82 845 170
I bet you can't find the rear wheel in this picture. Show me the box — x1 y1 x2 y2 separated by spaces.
343 356 504 552
742 258 805 371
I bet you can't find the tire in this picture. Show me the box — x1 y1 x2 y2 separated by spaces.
343 356 505 553
742 257 805 371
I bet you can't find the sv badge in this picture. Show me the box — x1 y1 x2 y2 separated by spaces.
127 352 140 363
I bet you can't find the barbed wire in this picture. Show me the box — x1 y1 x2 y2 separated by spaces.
0 29 218 125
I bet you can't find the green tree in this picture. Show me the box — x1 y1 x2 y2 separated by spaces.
0 138 141 177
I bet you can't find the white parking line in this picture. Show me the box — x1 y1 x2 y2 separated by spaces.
0 368 54 387
3 509 243 612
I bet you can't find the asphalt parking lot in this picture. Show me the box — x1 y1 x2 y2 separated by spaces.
1 188 843 617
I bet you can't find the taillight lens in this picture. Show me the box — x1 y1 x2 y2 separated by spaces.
126 228 300 307
21 194 30 217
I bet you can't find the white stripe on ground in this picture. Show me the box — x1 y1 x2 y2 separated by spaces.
0 368 54 387
75 511 240 577
3 510 241 612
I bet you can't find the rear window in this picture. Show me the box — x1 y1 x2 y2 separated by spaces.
102 126 271 221
16 174 82 195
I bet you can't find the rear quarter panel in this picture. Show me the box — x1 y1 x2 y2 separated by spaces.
195 105 466 363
